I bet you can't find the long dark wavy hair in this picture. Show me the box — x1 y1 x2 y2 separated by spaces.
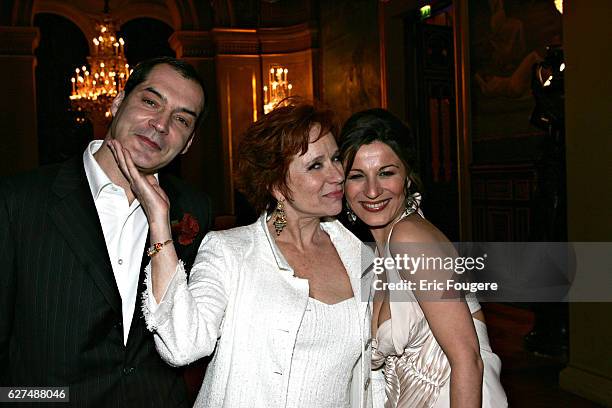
339 108 422 201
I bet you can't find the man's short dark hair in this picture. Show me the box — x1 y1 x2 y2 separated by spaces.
123 56 208 127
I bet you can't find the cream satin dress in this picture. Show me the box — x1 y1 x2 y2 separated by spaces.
371 212 508 408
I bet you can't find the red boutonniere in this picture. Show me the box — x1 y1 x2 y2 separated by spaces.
171 213 200 245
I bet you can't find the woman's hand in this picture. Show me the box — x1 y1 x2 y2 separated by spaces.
108 139 177 302
107 139 170 227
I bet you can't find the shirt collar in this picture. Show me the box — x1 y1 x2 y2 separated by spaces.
83 140 114 200
83 140 159 201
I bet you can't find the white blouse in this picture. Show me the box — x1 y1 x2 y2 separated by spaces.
142 214 378 408
286 297 361 407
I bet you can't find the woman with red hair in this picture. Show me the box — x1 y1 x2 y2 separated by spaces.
109 99 378 407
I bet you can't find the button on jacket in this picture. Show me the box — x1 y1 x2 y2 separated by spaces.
144 214 377 407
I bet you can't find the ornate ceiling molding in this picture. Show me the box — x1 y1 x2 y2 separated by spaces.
258 23 317 54
211 28 259 55
114 3 176 30
33 0 96 41
211 23 318 56
169 30 215 58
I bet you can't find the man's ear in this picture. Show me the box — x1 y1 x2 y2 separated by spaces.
180 132 196 154
111 91 125 117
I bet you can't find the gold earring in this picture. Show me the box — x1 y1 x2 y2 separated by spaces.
273 199 287 236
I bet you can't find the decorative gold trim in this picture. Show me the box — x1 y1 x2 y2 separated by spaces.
169 31 214 58
210 24 317 55
252 72 258 122
258 23 317 54
212 28 258 34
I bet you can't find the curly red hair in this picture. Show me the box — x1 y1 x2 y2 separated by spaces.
236 99 338 214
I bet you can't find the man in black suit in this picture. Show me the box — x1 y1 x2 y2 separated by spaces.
0 57 211 407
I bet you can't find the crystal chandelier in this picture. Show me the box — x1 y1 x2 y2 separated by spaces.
263 66 292 114
69 16 130 121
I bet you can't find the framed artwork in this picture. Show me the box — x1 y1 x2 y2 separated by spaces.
469 0 562 141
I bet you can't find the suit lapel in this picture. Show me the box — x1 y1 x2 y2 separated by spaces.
48 157 122 314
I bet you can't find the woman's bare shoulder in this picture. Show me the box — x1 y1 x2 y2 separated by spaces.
390 214 450 245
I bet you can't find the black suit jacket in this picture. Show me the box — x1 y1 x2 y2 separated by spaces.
0 156 211 407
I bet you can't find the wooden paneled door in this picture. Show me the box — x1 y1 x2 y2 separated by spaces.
404 4 460 240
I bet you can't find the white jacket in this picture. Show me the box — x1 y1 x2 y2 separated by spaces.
143 214 377 407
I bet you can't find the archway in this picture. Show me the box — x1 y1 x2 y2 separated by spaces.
119 18 175 64
34 12 90 165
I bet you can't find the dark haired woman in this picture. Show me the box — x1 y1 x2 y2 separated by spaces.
109 100 377 407
340 109 507 408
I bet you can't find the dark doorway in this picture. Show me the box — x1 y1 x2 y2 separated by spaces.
34 13 91 165
404 2 460 241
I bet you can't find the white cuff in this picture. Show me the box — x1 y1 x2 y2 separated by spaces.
141 260 187 332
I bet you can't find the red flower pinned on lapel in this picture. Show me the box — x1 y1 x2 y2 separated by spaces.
171 213 200 245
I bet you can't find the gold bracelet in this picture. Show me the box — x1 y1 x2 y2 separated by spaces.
147 239 173 257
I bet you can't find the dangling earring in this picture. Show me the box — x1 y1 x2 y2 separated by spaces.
345 201 357 224
273 199 288 236
403 196 418 217
403 178 420 216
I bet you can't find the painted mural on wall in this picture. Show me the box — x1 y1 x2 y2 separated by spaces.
320 0 381 124
469 0 562 140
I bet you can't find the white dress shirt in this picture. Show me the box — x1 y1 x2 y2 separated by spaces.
83 140 152 344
